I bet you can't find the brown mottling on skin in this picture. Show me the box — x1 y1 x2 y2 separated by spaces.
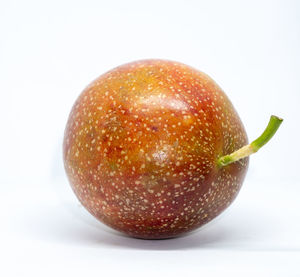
63 60 249 239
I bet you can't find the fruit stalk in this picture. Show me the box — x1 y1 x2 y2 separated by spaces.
218 115 283 167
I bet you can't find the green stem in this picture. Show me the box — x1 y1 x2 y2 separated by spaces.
217 115 283 167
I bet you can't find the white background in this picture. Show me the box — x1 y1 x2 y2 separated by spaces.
1 0 299 276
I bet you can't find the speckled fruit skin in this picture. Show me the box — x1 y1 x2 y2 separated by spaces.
63 60 249 239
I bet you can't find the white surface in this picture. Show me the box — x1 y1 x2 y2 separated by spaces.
1 180 300 277
0 0 299 276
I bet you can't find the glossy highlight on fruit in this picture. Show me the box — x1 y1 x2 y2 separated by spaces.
63 60 281 239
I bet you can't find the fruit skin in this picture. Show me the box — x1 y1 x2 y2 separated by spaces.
63 60 249 239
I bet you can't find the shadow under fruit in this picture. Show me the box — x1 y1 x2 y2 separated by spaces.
63 60 282 239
